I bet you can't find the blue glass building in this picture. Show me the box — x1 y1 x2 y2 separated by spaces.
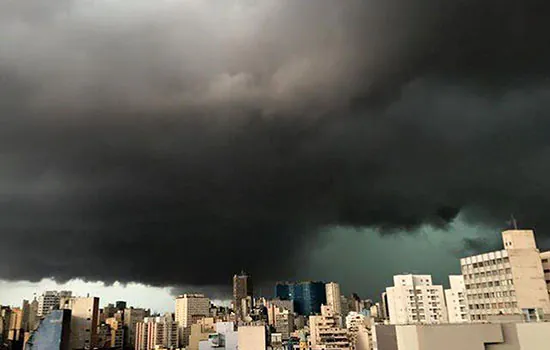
274 281 326 315
25 309 71 350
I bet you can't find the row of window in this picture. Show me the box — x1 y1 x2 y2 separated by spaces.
464 268 511 279
407 289 439 294
468 290 516 299
469 302 517 310
462 257 510 270
465 279 514 289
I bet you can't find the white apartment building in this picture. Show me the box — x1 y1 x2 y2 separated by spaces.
386 274 447 325
309 305 350 349
461 229 550 321
135 314 178 350
69 297 100 350
37 291 72 317
124 307 149 348
346 312 373 350
444 275 469 323
175 294 210 347
326 282 343 315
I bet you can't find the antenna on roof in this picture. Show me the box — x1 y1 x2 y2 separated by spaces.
510 214 518 230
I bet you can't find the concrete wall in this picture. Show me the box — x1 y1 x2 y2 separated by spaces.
238 326 265 350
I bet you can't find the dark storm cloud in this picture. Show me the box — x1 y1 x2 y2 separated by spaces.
2 0 550 289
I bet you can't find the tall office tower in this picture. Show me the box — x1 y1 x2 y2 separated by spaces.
461 229 550 321
175 294 210 347
541 251 550 297
24 309 71 350
386 274 448 325
325 282 342 315
309 305 349 349
135 314 178 350
124 307 149 348
233 271 253 319
445 275 470 323
66 297 100 350
37 291 71 317
274 281 326 316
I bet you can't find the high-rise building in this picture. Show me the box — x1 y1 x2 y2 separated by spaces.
135 314 178 350
28 298 39 332
445 275 469 323
309 305 349 349
105 317 124 349
37 291 71 317
124 307 149 348
325 282 342 315
175 294 210 347
25 309 71 350
115 301 127 311
233 271 253 319
386 274 448 325
461 229 550 321
274 281 326 316
66 297 99 350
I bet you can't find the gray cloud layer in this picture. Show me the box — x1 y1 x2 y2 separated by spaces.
1 0 550 289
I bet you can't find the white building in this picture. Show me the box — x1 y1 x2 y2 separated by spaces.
346 312 373 350
461 229 550 321
326 282 342 315
444 275 469 323
175 294 210 347
198 322 238 350
135 314 178 350
124 307 149 348
37 291 72 317
68 297 100 350
309 305 350 349
386 274 447 325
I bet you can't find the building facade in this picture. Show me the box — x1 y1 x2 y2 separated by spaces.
175 294 210 347
124 307 149 348
37 291 72 317
68 297 100 350
309 305 349 349
386 274 447 325
233 272 253 320
326 282 343 315
275 281 326 316
444 275 469 323
461 229 550 321
135 314 178 350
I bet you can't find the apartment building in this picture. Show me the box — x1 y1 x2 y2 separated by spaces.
386 274 447 325
461 229 550 321
541 251 550 297
135 314 178 350
309 305 350 349
326 282 343 315
175 294 210 347
444 275 469 323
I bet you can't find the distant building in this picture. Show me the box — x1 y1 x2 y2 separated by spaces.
309 305 349 349
275 281 326 316
124 307 149 348
346 311 373 350
105 317 124 349
135 314 178 350
325 282 342 315
233 272 253 320
115 301 127 311
37 291 72 317
386 274 448 325
25 309 71 350
445 275 469 323
461 229 550 321
539 251 550 298
8 307 25 343
266 299 293 326
28 299 39 331
175 294 210 347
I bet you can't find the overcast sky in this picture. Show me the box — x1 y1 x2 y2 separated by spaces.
2 0 550 312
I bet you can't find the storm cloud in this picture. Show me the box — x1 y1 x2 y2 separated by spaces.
1 0 550 290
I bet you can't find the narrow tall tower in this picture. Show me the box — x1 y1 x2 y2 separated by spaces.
233 271 253 320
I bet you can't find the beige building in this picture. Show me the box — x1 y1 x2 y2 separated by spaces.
175 294 210 347
541 250 550 297
309 305 350 349
461 229 550 321
326 282 343 315
135 314 178 350
188 318 216 350
68 297 100 350
346 312 373 350
386 274 447 325
37 291 72 317
274 308 294 340
237 325 266 350
105 318 124 349
124 307 149 348
444 275 469 323
371 322 550 350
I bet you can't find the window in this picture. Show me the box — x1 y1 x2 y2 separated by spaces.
544 269 550 273
542 259 549 263
503 257 509 263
